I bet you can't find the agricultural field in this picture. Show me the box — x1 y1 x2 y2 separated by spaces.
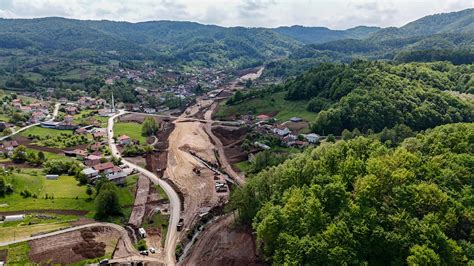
114 122 146 144
215 91 315 122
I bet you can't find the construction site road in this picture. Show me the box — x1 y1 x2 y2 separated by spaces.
108 110 181 266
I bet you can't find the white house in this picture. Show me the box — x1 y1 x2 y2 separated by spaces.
304 133 320 144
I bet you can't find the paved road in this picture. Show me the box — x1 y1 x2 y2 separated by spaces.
0 102 61 142
108 110 181 266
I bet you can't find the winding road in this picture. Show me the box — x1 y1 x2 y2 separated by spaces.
108 110 181 266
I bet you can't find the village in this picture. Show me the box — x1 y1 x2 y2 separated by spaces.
0 66 322 265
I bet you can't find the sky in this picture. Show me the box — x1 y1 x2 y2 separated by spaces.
0 0 472 29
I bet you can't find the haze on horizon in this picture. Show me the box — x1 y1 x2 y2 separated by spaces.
0 0 472 30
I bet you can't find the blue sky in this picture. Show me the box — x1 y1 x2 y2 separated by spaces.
0 0 472 29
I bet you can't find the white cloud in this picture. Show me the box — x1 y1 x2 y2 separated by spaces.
0 0 471 29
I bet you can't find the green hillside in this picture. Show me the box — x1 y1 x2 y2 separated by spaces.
231 123 474 265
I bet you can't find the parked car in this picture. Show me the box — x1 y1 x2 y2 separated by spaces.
99 259 109 265
140 250 149 256
149 247 156 254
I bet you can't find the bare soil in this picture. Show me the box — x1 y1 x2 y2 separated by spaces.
212 126 248 164
29 226 121 265
128 175 150 228
181 214 264 266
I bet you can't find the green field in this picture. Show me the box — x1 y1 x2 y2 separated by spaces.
0 114 10 122
0 171 94 212
114 122 146 144
20 126 73 138
0 170 138 220
215 91 316 122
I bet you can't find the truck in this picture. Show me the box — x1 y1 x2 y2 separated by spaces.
177 218 184 231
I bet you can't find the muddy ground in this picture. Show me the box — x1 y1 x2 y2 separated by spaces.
28 226 120 265
181 214 264 266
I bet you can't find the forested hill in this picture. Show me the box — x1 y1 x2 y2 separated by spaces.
283 61 473 134
0 18 300 68
273 25 380 44
231 122 474 265
266 8 474 76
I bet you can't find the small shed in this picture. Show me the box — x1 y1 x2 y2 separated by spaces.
46 174 59 180
2 214 25 222
290 117 303 123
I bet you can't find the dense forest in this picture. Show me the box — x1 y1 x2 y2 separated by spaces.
273 25 380 44
231 123 474 265
279 61 473 134
0 18 300 68
265 8 474 77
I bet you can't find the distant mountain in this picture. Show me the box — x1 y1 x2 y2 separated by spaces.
266 8 474 76
273 25 380 44
0 18 301 68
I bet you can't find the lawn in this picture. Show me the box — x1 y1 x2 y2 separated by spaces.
0 170 139 223
20 126 73 138
215 91 316 122
114 122 146 144
0 171 95 213
0 114 10 122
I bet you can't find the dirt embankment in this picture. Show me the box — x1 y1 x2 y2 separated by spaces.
28 226 121 265
211 126 248 164
181 214 264 266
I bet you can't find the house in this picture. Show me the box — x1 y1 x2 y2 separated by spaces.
303 133 320 144
256 114 271 120
85 154 102 167
82 167 99 178
73 149 87 160
272 126 290 137
144 108 156 114
75 127 87 135
64 115 74 123
93 131 106 140
64 106 79 115
106 171 127 185
93 162 115 173
90 142 104 151
118 135 131 145
290 117 303 123
254 141 270 150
